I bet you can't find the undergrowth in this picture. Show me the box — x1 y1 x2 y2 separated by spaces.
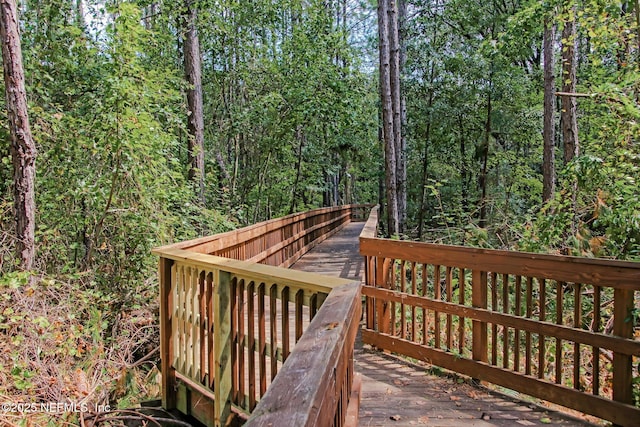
0 271 160 427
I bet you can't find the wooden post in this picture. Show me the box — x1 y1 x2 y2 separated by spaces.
377 257 392 334
472 270 488 364
160 257 176 410
365 255 375 330
612 289 634 408
214 269 233 426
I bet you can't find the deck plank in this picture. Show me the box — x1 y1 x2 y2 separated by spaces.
291 223 602 427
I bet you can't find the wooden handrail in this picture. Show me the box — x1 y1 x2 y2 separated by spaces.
360 206 640 427
154 205 372 427
245 281 362 427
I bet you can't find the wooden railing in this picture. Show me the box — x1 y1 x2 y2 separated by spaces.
163 205 370 267
245 281 361 427
153 205 369 427
360 206 640 427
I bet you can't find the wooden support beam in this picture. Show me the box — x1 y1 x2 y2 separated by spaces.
214 269 233 427
159 257 176 410
472 270 488 364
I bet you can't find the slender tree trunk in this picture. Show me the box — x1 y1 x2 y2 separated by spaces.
1 0 37 271
395 0 407 234
479 90 492 229
184 2 206 206
635 0 640 65
459 115 468 213
289 126 305 214
379 0 399 236
561 6 579 164
561 4 579 236
417 69 435 240
542 17 556 202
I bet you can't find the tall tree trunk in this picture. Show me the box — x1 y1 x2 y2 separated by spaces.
289 126 305 214
561 6 579 164
395 0 407 234
417 64 436 240
1 0 37 271
635 0 640 65
379 0 399 236
459 115 468 213
479 89 492 229
561 4 579 236
542 16 556 202
184 2 205 206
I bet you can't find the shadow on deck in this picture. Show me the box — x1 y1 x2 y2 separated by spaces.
292 223 601 427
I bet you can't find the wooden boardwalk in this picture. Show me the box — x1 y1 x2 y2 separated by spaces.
291 223 602 427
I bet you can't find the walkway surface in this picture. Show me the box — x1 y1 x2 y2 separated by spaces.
291 222 602 427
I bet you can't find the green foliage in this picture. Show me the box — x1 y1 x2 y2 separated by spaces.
517 0 640 259
196 0 378 220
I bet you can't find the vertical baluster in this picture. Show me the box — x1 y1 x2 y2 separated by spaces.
230 277 238 404
555 282 564 384
502 273 509 369
491 272 498 365
434 265 441 349
446 266 453 351
199 271 206 385
237 279 245 408
574 283 582 390
538 278 546 379
310 293 318 320
270 284 278 380
295 289 304 342
391 260 397 337
525 277 533 375
365 255 375 330
411 262 417 342
258 283 266 396
185 267 194 378
377 257 392 334
207 273 214 390
422 264 428 346
282 287 290 361
176 265 185 376
247 281 256 410
192 268 200 380
459 268 466 356
400 260 406 339
593 285 601 396
514 276 522 372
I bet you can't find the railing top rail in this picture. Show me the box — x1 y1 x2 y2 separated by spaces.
153 247 352 293
156 204 371 253
359 204 379 240
360 206 640 289
245 281 362 427
360 236 640 289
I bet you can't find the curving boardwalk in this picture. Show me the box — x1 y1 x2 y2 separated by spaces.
291 222 601 427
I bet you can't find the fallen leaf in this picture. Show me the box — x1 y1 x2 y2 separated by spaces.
540 417 552 424
450 395 460 401
325 322 339 330
390 415 402 421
